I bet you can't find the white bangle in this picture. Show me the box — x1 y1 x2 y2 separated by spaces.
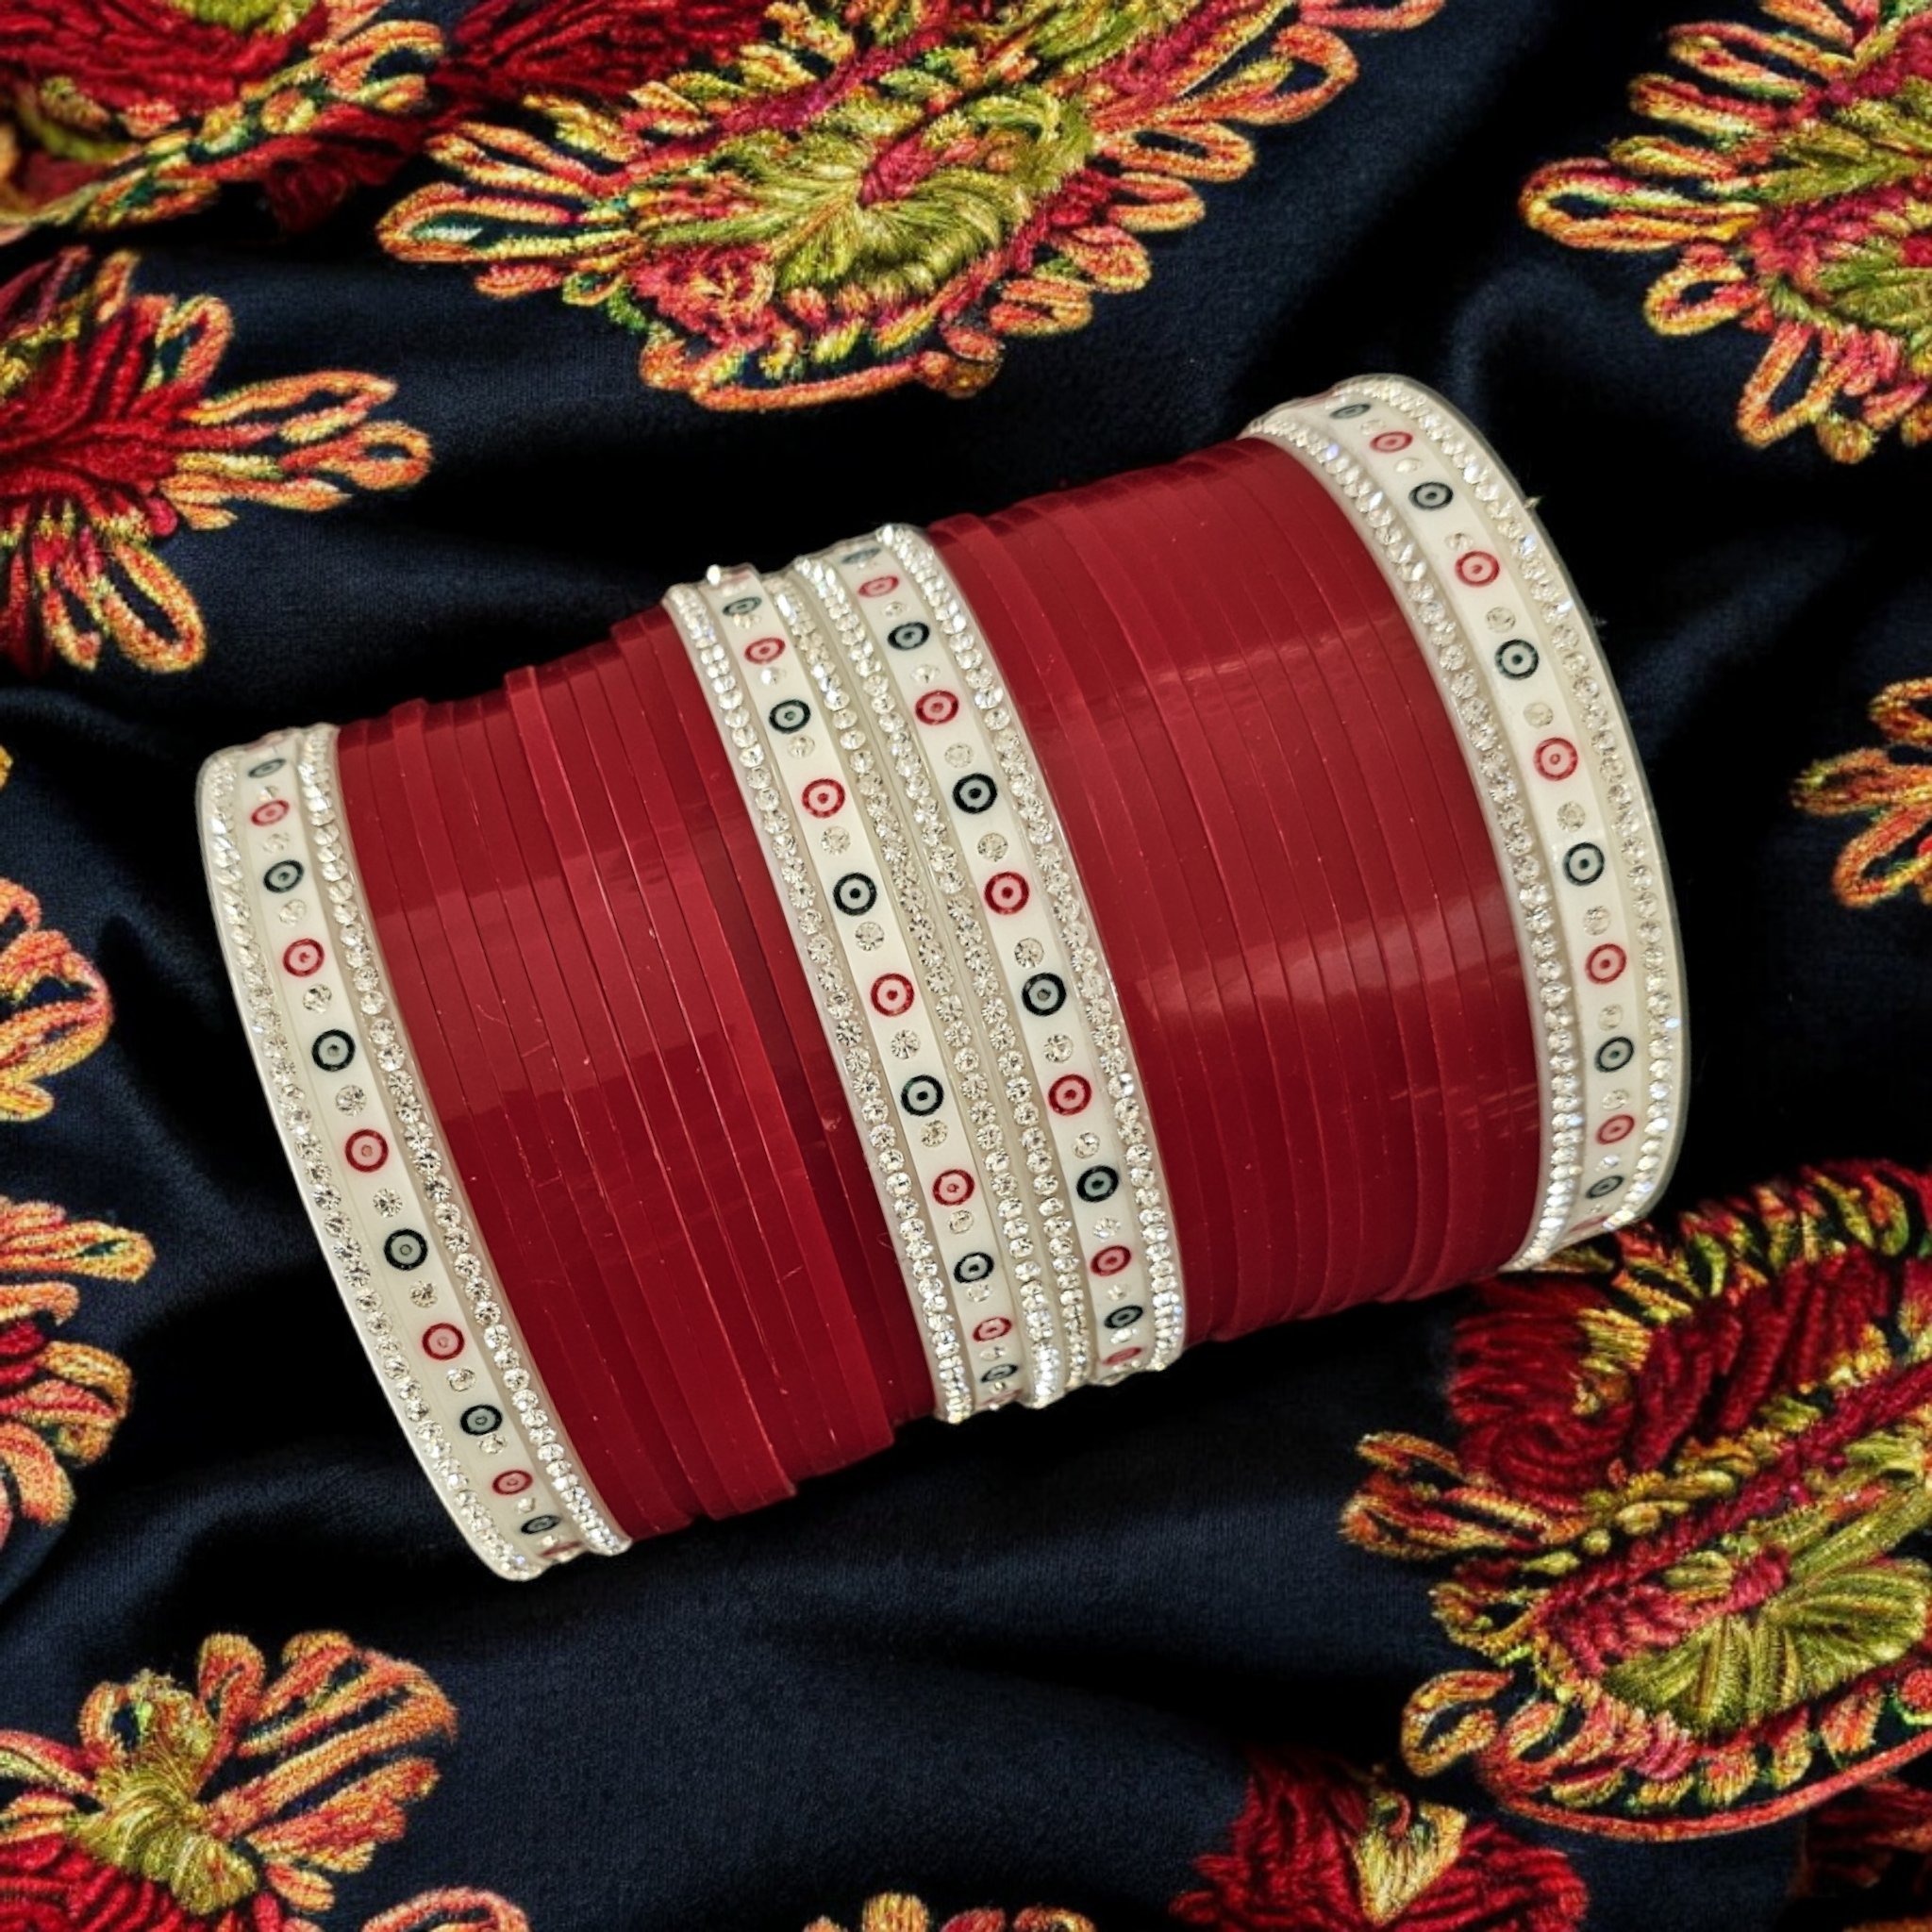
1245 378 1688 1260
197 730 628 1575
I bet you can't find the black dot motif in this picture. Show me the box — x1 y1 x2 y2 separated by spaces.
1021 972 1066 1016
833 872 877 915
955 1251 993 1284
264 859 304 893
841 546 882 566
722 594 761 616
1586 1174 1626 1200
887 621 930 652
1330 403 1371 418
1105 1304 1142 1329
1495 640 1540 680
1563 842 1606 887
901 1074 944 1117
1409 481 1454 510
247 758 286 778
953 773 997 814
521 1515 561 1535
1076 1165 1119 1203
460 1404 503 1436
384 1228 429 1270
311 1028 356 1073
980 1363 1018 1384
1595 1036 1635 1073
769 698 810 733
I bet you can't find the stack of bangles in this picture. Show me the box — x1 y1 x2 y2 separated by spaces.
198 378 1689 1579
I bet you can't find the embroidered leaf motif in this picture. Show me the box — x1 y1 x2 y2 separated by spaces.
0 249 432 676
380 0 1448 408
0 881 109 1122
1344 1163 1932 1835
1795 676 1932 908
1522 0 1932 460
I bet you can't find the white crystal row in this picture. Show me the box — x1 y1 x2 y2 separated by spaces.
296 731 629 1558
881 529 1188 1374
667 586 974 1424
1343 380 1683 1250
783 564 1077 1404
202 748 534 1577
1248 383 1685 1264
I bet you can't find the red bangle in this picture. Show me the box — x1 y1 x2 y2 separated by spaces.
566 642 892 1458
1150 451 1446 1312
341 712 682 1538
609 609 932 1424
1040 475 1406 1324
932 515 1237 1339
541 644 889 1468
986 493 1331 1338
391 699 701 1532
510 658 832 1480
1019 478 1351 1333
436 691 745 1523
470 692 790 1518
1228 441 1541 1287
417 696 705 1527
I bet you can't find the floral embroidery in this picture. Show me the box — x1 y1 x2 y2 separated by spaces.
1521 0 1932 463
1795 1774 1932 1919
1343 1163 1932 1837
0 248 430 676
0 0 444 240
0 1194 145 1548
0 880 109 1122
1172 1751 1589 1931
379 0 1448 410
434 0 774 113
1795 676 1932 908
0 1631 527 1932
808 1898 1090 1932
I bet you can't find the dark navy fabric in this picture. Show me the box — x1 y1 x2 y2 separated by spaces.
3 2 1926 1924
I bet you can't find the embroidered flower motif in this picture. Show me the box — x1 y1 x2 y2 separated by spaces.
1795 675 1932 908
807 1898 1091 1932
1343 1163 1932 1836
1522 0 1932 462
0 0 444 240
0 1194 145 1547
0 248 431 676
379 0 1448 409
0 881 109 1122
434 0 774 114
0 1632 526 1932
1172 1752 1589 1931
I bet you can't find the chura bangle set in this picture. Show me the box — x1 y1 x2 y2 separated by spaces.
198 377 1688 1578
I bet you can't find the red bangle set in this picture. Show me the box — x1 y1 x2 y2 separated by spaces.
201 377 1685 1573
934 434 1540 1339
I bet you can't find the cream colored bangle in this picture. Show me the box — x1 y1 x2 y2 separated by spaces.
198 730 628 1575
1245 377 1688 1260
874 527 1188 1372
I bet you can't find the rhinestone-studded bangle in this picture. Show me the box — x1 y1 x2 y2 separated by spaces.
805 535 1174 1387
1244 379 1688 1262
664 576 992 1422
197 730 628 1575
875 527 1189 1372
783 558 1076 1404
